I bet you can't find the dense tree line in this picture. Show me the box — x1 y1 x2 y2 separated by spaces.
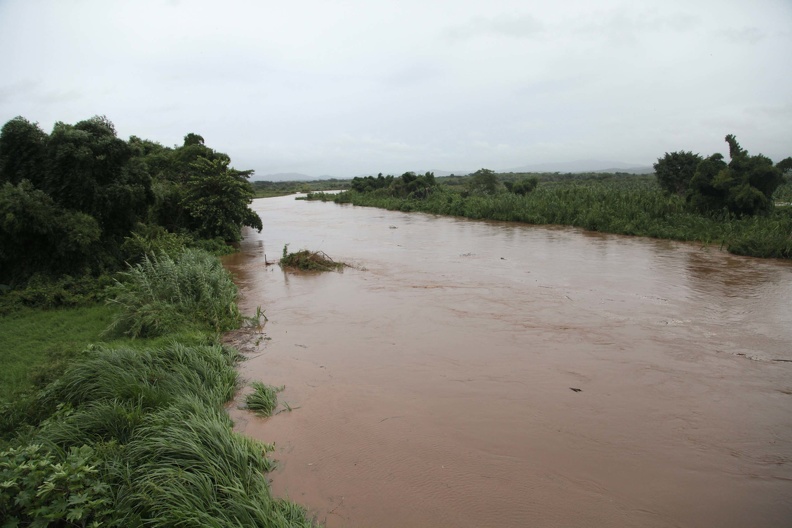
0 116 262 285
654 134 787 216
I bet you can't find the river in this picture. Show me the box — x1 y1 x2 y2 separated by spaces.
224 194 792 527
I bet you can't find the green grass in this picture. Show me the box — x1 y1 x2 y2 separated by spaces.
316 181 792 259
246 382 284 417
0 305 115 400
0 249 316 527
106 248 242 338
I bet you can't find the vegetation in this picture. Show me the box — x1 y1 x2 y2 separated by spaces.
0 250 314 527
0 115 262 287
308 167 792 260
279 244 347 272
687 135 784 216
0 114 312 525
654 151 702 195
246 382 284 417
252 178 349 198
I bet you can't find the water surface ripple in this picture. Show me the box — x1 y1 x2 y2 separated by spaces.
224 195 792 527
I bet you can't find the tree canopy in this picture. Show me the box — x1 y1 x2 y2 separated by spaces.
687 135 784 216
0 116 262 285
654 151 702 195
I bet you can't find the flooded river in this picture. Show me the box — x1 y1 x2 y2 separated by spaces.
224 195 792 527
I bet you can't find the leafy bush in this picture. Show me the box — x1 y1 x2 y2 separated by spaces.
106 249 241 338
0 444 114 527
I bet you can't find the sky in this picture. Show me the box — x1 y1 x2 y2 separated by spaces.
1 0 790 179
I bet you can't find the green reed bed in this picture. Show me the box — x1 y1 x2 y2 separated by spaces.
0 248 315 527
317 184 792 259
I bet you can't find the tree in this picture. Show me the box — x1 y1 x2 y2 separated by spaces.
511 177 538 195
44 116 154 237
687 135 784 216
777 157 792 181
181 157 262 241
0 117 48 187
468 168 500 195
0 181 101 283
654 151 702 195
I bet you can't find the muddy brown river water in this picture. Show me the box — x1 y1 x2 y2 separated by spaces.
224 195 792 527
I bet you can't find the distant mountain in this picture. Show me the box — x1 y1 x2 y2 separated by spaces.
253 172 314 182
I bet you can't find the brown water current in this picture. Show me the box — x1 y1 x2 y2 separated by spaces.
224 195 792 527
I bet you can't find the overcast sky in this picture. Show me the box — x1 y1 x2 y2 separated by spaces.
1 0 790 178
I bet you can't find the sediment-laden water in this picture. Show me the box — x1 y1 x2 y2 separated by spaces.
224 195 792 528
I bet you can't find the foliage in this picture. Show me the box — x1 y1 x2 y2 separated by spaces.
688 135 785 216
106 249 242 338
1 337 313 527
181 157 263 242
776 157 792 179
45 116 155 238
0 180 102 284
246 382 284 417
279 244 346 272
654 150 702 195
0 116 48 187
0 443 113 527
0 115 263 288
506 177 539 195
467 168 500 195
120 224 192 264
311 175 792 259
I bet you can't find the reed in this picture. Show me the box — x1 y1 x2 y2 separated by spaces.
316 182 792 259
106 248 242 337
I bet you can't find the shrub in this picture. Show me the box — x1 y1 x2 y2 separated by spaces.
106 249 241 338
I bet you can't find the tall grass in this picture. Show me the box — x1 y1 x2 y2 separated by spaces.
106 248 242 337
1 246 317 526
2 341 314 527
320 184 792 259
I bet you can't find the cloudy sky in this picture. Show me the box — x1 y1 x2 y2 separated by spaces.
1 0 790 178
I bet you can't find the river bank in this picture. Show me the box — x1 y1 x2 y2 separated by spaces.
306 181 792 259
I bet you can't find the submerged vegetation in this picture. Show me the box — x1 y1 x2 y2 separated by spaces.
306 136 791 260
246 382 285 417
279 244 347 272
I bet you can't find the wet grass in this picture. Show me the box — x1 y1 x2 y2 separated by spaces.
0 305 115 400
279 245 347 272
0 249 316 527
317 182 792 259
246 382 284 417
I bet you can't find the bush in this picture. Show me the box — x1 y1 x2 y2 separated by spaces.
106 249 241 338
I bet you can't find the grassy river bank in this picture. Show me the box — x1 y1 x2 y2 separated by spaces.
306 176 792 260
0 250 314 527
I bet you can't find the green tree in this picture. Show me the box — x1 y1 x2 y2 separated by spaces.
44 116 154 237
0 117 48 187
687 135 784 216
0 181 101 283
181 157 262 241
777 157 792 180
654 151 702 195
511 177 539 195
468 168 500 195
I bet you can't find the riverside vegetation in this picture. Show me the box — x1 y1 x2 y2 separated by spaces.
306 136 792 259
0 116 314 526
